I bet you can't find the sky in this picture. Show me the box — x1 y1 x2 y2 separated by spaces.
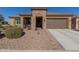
1 7 79 21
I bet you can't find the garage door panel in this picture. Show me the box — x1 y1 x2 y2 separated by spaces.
46 18 68 29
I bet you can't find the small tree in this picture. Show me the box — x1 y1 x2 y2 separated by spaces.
0 21 2 28
0 15 4 28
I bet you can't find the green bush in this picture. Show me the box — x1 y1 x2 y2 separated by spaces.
5 27 23 39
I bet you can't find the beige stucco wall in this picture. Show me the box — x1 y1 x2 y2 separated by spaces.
68 17 72 29
20 16 24 28
9 17 21 27
8 18 15 26
76 18 79 30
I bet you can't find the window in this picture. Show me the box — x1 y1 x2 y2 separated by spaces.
15 18 21 24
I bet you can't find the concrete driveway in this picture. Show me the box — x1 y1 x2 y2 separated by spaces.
48 29 79 51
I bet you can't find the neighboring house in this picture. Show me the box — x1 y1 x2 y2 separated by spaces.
8 7 79 30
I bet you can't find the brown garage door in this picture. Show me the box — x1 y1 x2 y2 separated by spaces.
46 18 68 29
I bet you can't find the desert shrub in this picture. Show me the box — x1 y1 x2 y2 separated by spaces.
5 27 23 39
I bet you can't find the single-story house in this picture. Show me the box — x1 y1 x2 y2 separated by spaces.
8 7 79 30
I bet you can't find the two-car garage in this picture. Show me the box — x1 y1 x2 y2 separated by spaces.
46 18 68 29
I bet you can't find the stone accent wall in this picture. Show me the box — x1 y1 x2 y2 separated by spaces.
31 10 47 30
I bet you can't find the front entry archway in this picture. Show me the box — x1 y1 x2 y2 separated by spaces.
36 16 43 29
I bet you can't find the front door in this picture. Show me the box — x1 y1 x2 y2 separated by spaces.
36 17 42 29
